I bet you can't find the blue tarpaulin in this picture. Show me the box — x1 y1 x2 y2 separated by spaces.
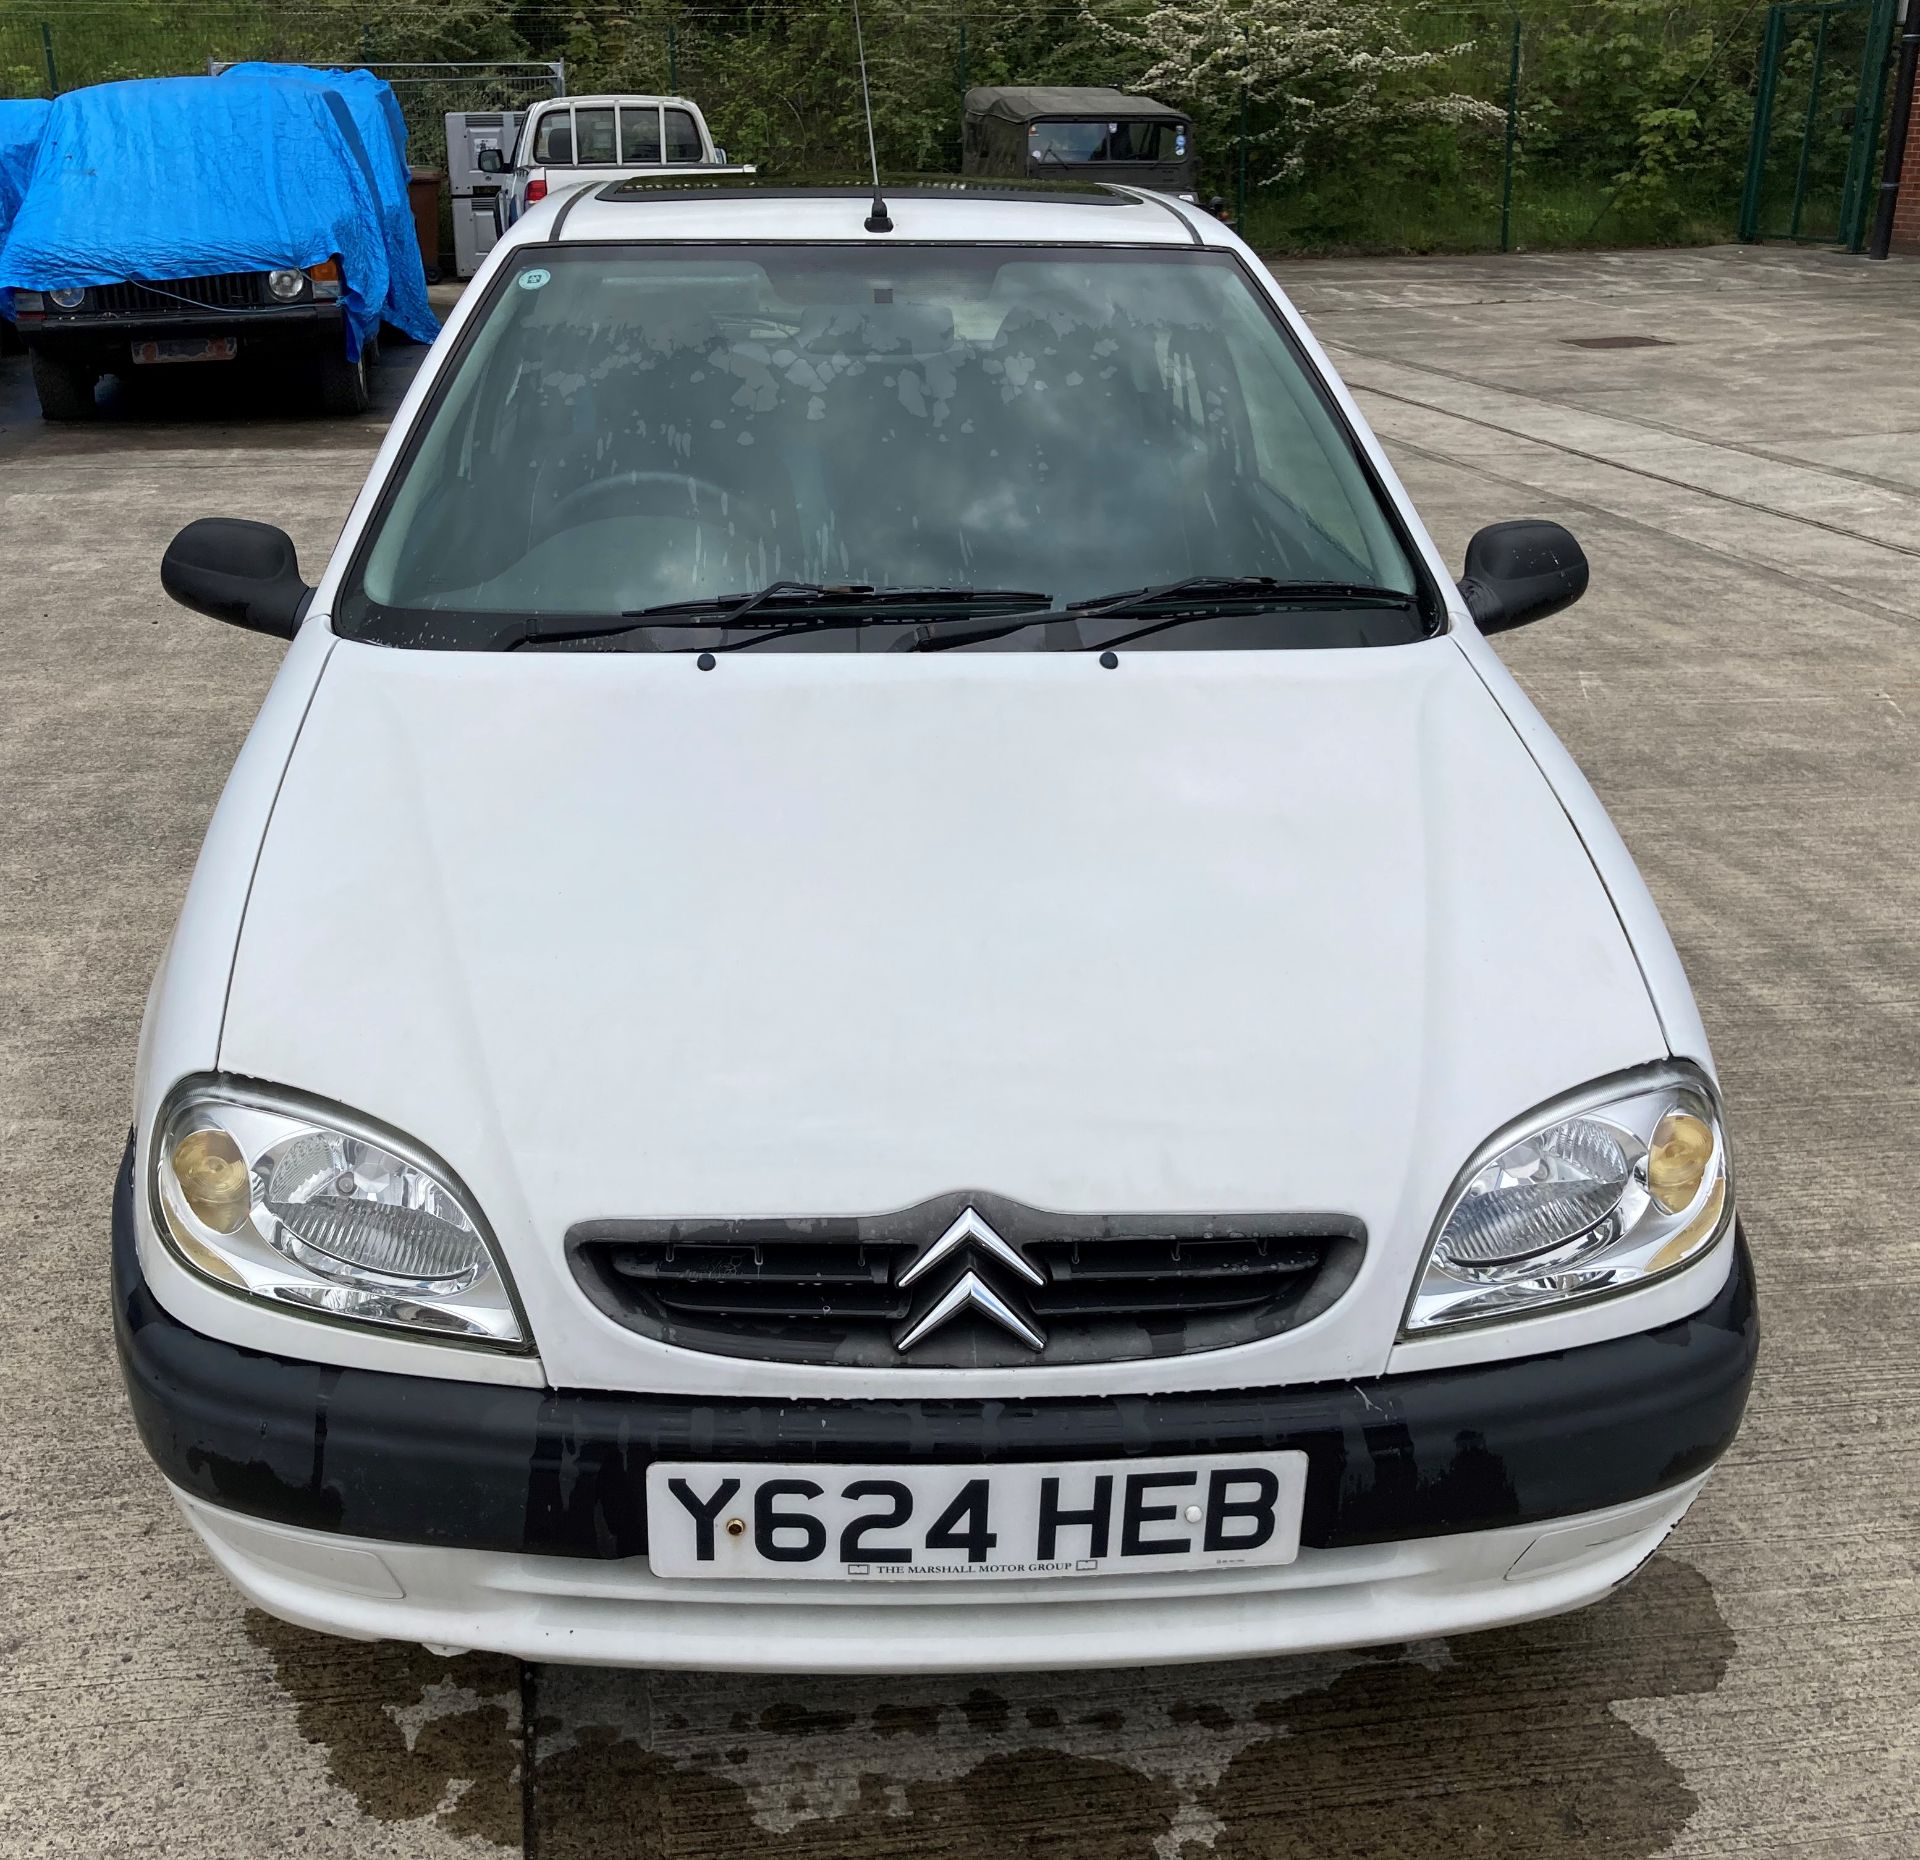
0 75 432 357
220 64 437 344
0 97 51 316
0 97 50 231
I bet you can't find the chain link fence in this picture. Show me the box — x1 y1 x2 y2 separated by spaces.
205 60 568 171
0 8 563 167
1284 0 1778 252
0 1 1868 253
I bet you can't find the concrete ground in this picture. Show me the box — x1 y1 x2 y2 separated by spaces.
2 244 1915 1856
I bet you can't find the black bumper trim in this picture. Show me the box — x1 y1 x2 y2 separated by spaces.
26 303 344 361
112 1140 1758 1561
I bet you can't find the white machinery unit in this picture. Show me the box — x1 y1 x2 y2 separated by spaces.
446 111 525 278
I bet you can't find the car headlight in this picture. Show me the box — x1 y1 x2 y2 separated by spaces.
48 286 87 310
1404 1066 1733 1333
152 1080 526 1348
265 269 307 301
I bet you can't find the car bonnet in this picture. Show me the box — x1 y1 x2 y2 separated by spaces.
216 633 1667 1393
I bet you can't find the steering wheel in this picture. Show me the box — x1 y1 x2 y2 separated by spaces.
545 470 765 533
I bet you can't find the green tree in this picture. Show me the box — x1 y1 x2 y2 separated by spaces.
1093 0 1503 184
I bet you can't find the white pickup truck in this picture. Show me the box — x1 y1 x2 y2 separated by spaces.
482 94 752 229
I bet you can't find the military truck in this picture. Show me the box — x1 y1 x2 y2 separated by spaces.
962 87 1198 200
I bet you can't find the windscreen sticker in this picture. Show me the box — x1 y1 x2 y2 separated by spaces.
518 267 552 291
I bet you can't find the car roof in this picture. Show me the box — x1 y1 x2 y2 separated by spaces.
963 86 1186 123
547 179 1218 249
532 93 697 109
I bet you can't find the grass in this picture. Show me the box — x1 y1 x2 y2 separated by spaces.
1237 173 1739 258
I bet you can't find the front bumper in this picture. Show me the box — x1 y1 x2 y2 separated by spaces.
23 302 344 365
114 1145 1757 1666
172 1476 1712 1671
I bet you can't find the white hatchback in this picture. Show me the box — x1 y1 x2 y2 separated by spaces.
119 178 1756 1673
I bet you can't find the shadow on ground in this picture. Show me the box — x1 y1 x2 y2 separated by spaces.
0 339 425 449
249 1552 1732 1858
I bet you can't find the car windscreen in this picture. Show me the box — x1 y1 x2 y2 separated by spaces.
341 243 1426 648
1030 120 1184 164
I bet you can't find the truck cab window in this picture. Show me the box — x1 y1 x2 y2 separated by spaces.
532 110 573 165
620 107 662 163
1031 121 1178 164
575 108 617 165
664 108 704 163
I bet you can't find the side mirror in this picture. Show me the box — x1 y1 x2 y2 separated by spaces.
1207 194 1226 217
713 145 728 164
1458 519 1588 635
477 146 504 174
161 518 311 638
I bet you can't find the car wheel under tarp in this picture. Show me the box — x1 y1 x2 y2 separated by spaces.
315 341 372 417
30 350 99 422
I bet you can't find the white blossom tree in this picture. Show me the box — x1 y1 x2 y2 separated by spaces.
1094 0 1502 183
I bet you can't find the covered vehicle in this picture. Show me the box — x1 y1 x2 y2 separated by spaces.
0 73 425 419
0 97 50 346
220 63 439 349
0 97 50 253
964 86 1197 199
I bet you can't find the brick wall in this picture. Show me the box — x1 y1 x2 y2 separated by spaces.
1896 78 1920 254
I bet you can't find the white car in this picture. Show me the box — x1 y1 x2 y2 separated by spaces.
122 179 1756 1674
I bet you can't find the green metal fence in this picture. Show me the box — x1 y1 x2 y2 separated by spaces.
0 1 1805 255
1737 0 1897 248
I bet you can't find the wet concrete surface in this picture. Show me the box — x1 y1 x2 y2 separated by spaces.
234 1552 1732 1860
3 247 1916 1854
516 1554 1734 1860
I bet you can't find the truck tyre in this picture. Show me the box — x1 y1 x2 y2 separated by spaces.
31 350 99 422
315 342 372 417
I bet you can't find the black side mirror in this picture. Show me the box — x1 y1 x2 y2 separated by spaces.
161 518 311 638
1458 519 1588 634
477 146 504 174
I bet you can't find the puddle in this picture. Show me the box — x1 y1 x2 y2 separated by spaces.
1192 1554 1735 1858
527 1554 1733 1859
248 1554 1732 1856
245 1611 522 1845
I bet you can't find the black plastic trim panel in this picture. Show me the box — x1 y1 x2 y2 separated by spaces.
596 180 1139 205
111 1140 1757 1561
27 303 343 363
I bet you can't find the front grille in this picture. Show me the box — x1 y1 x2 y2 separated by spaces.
569 1191 1363 1369
88 274 262 316
1024 1233 1330 1317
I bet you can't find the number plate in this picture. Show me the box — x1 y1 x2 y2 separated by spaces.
131 337 238 365
645 1450 1308 1581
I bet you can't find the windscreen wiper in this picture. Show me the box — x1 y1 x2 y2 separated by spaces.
909 576 1416 652
903 613 1068 652
1077 579 1419 653
705 587 1058 652
1068 575 1417 620
506 582 868 649
504 584 1051 651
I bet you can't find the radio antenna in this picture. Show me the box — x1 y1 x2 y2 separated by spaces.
851 0 892 232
